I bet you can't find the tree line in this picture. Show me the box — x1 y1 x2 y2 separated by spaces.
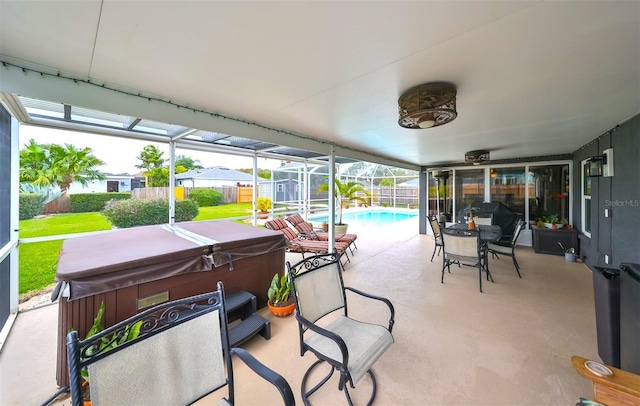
19 140 272 191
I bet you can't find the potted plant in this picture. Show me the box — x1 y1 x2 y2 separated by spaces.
257 197 272 219
317 178 369 233
267 273 295 317
74 302 142 405
540 214 562 229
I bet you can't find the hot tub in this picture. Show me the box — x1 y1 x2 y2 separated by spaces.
54 220 285 387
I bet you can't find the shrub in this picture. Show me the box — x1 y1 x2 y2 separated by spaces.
257 197 272 212
70 193 131 213
188 189 223 207
19 193 45 220
102 198 199 228
175 199 199 222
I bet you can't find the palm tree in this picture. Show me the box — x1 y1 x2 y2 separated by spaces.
19 139 50 186
317 178 369 225
48 143 106 191
19 139 106 191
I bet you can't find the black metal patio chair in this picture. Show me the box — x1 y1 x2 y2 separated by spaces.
66 282 294 406
286 253 395 405
428 215 444 262
441 229 487 292
487 219 526 278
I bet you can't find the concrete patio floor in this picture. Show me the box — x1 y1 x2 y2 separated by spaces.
0 217 598 405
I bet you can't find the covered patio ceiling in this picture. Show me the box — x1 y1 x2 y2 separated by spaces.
0 1 639 168
0 94 361 167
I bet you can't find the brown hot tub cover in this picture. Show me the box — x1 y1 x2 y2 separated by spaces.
55 221 285 300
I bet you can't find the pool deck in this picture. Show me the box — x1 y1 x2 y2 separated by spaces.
1 215 599 405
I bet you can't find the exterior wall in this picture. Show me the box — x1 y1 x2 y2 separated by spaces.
573 114 640 269
273 179 301 203
176 178 253 188
65 177 133 194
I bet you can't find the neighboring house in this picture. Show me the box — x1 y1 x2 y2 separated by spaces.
271 162 328 203
175 166 266 187
397 178 419 187
273 178 302 203
63 174 144 194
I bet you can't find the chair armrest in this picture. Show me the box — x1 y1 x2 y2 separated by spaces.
287 239 303 249
295 312 349 364
298 231 319 240
231 348 295 406
344 287 395 333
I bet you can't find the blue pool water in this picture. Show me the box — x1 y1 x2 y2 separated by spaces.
310 210 417 227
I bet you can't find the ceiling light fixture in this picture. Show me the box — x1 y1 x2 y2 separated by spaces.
464 150 490 165
398 82 457 129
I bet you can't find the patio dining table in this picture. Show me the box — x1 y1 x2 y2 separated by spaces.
444 223 502 281
445 223 502 242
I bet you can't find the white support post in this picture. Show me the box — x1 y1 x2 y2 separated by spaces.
9 116 19 314
328 146 336 253
297 167 302 213
252 154 258 227
303 162 309 220
168 141 176 226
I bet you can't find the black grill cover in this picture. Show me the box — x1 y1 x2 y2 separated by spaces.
458 202 517 242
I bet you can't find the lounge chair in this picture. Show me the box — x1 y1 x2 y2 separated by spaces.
264 218 350 264
285 213 358 254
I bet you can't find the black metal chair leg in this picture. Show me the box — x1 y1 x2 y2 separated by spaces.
431 245 437 262
513 256 522 278
301 359 335 406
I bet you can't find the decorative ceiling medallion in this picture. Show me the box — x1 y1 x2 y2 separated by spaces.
464 150 490 165
398 82 457 129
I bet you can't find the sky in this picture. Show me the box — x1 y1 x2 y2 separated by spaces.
18 124 284 175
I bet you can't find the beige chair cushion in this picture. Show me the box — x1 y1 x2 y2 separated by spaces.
295 262 345 323
89 310 225 406
474 217 492 226
444 234 479 265
487 243 512 255
305 315 394 385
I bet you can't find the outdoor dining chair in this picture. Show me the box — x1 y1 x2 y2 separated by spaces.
428 215 444 262
285 213 358 254
487 219 526 278
474 216 493 226
441 230 486 292
286 253 395 405
66 282 295 406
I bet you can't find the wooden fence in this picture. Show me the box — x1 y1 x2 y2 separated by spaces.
236 186 254 203
131 186 246 204
378 186 419 206
43 194 71 214
131 187 173 200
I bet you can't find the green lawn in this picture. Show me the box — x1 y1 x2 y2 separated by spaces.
194 202 253 220
19 239 63 295
18 203 261 298
19 212 112 238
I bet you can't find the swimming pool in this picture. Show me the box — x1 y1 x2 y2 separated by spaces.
310 210 418 227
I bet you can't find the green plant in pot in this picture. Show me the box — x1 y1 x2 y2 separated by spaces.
317 178 369 233
72 302 142 403
257 197 272 219
540 213 562 229
267 273 295 317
